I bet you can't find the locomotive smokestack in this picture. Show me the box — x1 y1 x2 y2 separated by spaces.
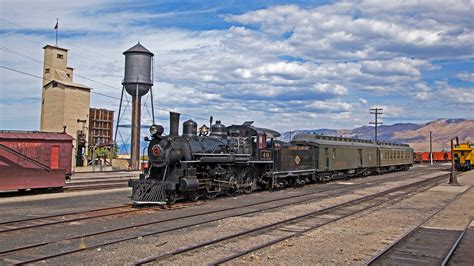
170 112 181 136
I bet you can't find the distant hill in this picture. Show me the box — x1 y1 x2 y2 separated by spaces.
118 119 473 154
281 119 474 152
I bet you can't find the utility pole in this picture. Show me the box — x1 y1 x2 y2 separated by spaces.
429 131 433 165
369 108 383 142
449 136 460 185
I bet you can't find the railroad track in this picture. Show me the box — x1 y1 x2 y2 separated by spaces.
0 170 447 265
0 169 425 236
0 203 192 234
131 173 450 265
366 192 473 266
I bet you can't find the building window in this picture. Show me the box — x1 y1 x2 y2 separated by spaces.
52 81 58 87
45 68 50 74
57 54 64 59
66 74 71 78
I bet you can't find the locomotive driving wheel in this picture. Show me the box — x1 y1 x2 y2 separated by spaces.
241 166 257 194
166 191 177 205
204 189 218 200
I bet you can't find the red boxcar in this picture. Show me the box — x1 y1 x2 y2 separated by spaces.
0 131 73 191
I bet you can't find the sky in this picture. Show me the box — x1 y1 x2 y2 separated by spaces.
1 0 473 139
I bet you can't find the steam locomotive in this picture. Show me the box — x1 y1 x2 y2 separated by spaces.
128 113 413 204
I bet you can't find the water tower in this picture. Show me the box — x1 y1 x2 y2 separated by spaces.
116 42 155 170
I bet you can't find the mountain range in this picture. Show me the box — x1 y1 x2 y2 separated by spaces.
280 119 473 151
118 119 473 154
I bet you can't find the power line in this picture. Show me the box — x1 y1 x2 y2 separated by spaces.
0 64 214 123
369 108 383 142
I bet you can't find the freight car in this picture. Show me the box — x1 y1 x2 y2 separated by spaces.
414 151 451 163
129 114 413 204
453 142 473 171
0 131 73 192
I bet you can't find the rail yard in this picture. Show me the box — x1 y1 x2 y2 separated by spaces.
1 2 473 265
0 165 473 265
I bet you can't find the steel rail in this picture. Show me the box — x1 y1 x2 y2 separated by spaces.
1 170 428 262
133 174 448 265
366 186 472 265
0 204 133 225
441 217 473 266
0 204 164 234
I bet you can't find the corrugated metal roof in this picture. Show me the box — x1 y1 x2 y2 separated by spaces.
123 42 154 55
0 131 74 141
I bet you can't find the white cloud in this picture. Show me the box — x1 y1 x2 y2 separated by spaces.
457 72 474 83
1 0 473 133
306 100 353 112
313 83 348 96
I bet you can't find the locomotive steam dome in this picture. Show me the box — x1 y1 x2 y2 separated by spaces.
122 42 154 96
210 120 227 137
182 119 198 137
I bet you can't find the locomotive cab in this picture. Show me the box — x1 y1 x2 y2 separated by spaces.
226 121 279 162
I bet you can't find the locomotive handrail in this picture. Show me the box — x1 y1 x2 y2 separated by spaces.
0 144 51 171
192 153 251 157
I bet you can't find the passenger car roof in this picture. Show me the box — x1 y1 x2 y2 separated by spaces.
292 134 410 148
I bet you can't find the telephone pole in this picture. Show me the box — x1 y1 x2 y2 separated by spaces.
369 108 383 141
429 131 433 165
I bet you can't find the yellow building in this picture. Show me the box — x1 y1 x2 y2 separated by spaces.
453 142 473 171
40 45 91 168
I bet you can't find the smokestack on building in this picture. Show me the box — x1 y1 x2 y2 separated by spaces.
122 43 154 170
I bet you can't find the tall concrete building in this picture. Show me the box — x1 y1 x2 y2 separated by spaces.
40 45 91 168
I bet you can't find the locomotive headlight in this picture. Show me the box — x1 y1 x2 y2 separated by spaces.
149 124 163 136
150 125 159 135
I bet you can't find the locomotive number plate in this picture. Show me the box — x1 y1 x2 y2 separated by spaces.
260 150 272 160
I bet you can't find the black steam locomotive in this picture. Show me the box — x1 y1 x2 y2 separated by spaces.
129 113 413 204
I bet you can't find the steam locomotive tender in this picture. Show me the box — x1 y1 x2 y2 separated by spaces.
129 113 413 204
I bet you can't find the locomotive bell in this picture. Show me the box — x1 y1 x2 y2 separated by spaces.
182 119 198 137
210 120 227 137
122 42 154 96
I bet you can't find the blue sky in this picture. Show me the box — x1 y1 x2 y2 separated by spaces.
1 0 473 138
